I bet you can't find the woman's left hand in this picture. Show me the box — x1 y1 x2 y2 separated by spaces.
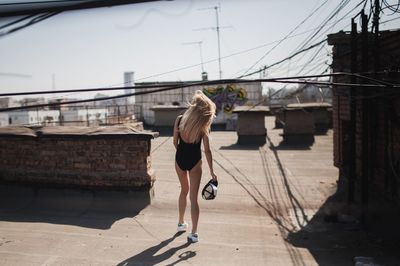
211 172 218 181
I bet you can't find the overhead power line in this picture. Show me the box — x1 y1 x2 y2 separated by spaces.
108 24 344 88
0 13 37 30
5 71 387 98
264 0 367 77
240 38 328 78
0 0 100 6
239 0 329 78
0 11 59 38
0 0 163 17
0 82 184 97
1 72 398 112
242 0 354 78
0 72 32 78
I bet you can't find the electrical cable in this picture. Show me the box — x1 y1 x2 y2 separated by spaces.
259 0 366 78
0 14 37 30
0 82 187 97
263 56 329 77
1 72 398 112
0 0 93 6
382 0 400 13
0 0 161 17
301 59 330 76
286 0 364 67
2 72 394 97
289 0 351 56
0 11 59 37
240 38 327 78
0 72 328 97
289 0 361 62
292 42 327 76
238 0 329 78
272 0 368 77
99 2 368 89
1 0 397 104
286 0 347 77
381 15 400 23
107 22 347 88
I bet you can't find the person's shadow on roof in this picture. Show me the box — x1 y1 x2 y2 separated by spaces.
0 184 152 230
117 232 196 266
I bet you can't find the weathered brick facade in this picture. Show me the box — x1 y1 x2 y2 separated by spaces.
0 126 157 190
328 30 400 202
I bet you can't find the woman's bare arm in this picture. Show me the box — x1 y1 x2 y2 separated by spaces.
173 115 181 149
203 134 217 180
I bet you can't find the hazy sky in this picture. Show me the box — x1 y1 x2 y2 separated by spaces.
0 0 399 99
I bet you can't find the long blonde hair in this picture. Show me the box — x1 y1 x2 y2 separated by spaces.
179 90 216 143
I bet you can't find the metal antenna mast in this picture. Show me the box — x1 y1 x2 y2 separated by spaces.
195 5 230 80
214 6 222 79
182 41 205 73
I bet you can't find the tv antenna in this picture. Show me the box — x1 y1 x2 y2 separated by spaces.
182 41 205 73
194 5 231 79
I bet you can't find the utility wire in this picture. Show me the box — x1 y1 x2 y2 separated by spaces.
382 0 400 13
267 0 349 78
1 79 398 112
293 42 327 76
284 0 355 68
271 58 329 78
99 5 366 89
238 0 329 78
240 39 327 78
0 14 37 30
0 82 185 97
107 22 345 88
245 0 365 79
0 11 59 37
0 0 93 6
0 0 160 17
292 0 351 53
3 72 393 97
381 15 400 23
269 0 367 77
106 1 360 88
286 0 362 67
1 72 398 112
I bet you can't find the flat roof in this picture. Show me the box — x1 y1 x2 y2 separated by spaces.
285 103 332 110
0 125 158 138
150 105 188 110
233 106 270 113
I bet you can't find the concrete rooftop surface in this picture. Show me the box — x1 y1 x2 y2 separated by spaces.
0 117 398 266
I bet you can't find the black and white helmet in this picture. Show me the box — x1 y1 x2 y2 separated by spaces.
202 179 218 200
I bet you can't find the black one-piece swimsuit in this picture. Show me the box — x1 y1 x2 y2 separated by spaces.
175 119 202 171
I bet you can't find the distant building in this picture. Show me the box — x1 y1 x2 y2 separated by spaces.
296 82 332 103
0 113 8 126
48 98 71 111
8 110 60 126
19 97 46 108
62 108 108 126
135 81 263 127
124 71 135 105
269 82 332 107
0 97 11 109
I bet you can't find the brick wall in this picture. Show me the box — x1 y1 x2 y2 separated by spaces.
328 30 400 201
0 126 157 190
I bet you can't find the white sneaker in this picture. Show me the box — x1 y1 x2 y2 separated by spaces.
187 233 199 243
177 222 188 232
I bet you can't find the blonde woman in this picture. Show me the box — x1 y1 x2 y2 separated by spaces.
173 90 218 243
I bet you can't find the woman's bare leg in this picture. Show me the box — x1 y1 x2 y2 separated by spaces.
189 160 202 233
175 162 189 224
